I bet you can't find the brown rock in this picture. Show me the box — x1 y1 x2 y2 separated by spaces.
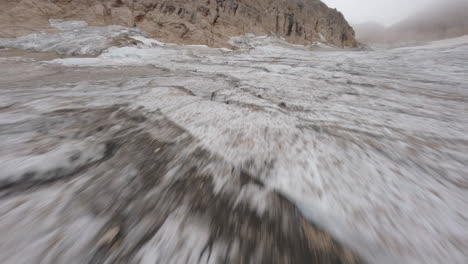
3 0 356 47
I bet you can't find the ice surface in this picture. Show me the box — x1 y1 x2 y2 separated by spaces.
49 19 89 31
398 34 468 50
53 32 468 263
1 23 468 264
0 20 144 55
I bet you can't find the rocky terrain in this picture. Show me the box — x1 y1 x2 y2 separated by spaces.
0 0 356 47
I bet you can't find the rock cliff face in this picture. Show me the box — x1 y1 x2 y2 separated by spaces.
2 0 356 47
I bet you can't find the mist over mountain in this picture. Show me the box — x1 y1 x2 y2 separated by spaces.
351 21 386 44
353 0 468 45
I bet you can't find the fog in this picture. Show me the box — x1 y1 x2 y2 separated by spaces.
338 0 468 44
322 0 461 26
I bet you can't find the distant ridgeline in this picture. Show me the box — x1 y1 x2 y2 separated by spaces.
1 0 356 47
353 0 468 45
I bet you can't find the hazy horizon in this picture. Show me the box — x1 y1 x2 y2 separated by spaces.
322 0 463 26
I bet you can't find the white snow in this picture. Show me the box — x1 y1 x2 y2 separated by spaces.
47 28 468 263
0 20 145 55
1 21 468 264
49 19 89 31
399 34 468 50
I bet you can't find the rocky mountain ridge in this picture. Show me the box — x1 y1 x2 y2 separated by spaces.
1 0 356 47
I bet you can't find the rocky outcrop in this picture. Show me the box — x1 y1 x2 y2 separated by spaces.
2 0 356 47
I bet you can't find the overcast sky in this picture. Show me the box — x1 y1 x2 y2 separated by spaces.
322 0 442 26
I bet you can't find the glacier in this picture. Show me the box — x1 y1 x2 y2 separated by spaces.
0 21 468 264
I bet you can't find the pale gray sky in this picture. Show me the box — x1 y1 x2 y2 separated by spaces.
322 0 444 26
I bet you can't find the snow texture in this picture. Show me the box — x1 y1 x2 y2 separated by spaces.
1 21 468 264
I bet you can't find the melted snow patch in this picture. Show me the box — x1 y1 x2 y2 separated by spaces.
397 35 468 50
49 19 88 31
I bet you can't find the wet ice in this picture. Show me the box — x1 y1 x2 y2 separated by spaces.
0 21 468 264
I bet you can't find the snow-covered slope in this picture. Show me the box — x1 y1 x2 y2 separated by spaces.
397 34 468 50
0 22 468 264
0 19 145 55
